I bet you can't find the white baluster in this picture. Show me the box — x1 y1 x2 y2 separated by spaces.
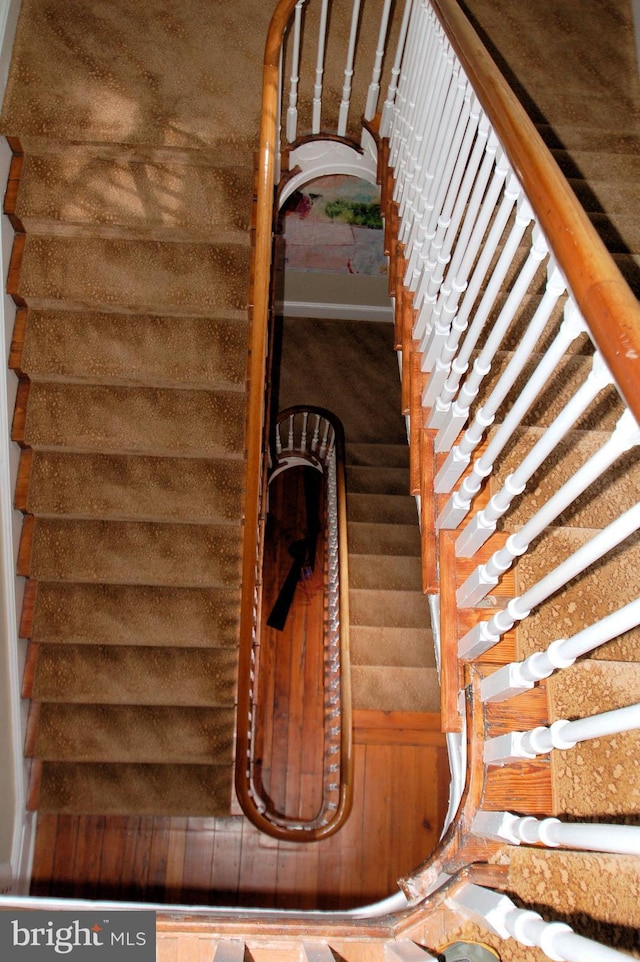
412 119 496 349
459 500 640 657
286 2 305 143
337 0 363 136
300 409 309 453
380 0 413 137
457 408 640 606
287 413 295 451
364 0 394 121
438 262 567 531
433 208 544 461
481 596 640 702
454 304 593 555
485 702 640 765
448 882 632 962
388 0 425 169
473 810 640 856
312 0 330 134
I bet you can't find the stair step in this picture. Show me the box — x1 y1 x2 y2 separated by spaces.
490 427 640 531
11 150 253 241
515 527 640 662
346 443 409 468
21 450 244 524
537 124 640 155
15 308 247 390
347 492 418 525
350 588 430 629
32 644 238 706
346 465 410 496
12 234 251 317
27 582 240 648
347 521 421 556
351 665 440 713
350 626 435 668
32 703 236 763
24 518 242 588
552 150 640 183
480 352 623 432
36 761 234 816
16 382 245 457
349 555 422 591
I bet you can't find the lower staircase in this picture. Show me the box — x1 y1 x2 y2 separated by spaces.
3 17 257 813
347 441 439 713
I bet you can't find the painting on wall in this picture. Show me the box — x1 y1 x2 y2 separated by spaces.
280 175 387 277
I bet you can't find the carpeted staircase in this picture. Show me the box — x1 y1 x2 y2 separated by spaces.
1 0 276 816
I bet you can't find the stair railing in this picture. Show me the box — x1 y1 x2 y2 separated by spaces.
243 0 640 952
238 406 353 839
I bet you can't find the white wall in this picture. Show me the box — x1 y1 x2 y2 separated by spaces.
0 0 35 896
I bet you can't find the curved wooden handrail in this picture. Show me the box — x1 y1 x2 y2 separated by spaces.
238 405 353 841
430 0 640 420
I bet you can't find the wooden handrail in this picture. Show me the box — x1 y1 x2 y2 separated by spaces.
237 0 355 839
431 0 640 420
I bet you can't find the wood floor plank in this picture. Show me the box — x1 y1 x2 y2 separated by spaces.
30 812 58 897
163 817 189 905
72 814 106 900
51 813 80 898
181 819 216 905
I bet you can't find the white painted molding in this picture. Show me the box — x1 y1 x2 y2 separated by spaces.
278 298 393 321
0 0 31 897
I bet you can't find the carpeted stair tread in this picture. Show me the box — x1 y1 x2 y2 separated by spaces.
348 555 422 591
0 0 271 155
13 151 253 241
30 583 240 648
32 644 238 706
476 352 623 432
489 427 640 530
515 527 640 661
345 443 409 468
551 727 640 817
507 849 640 935
15 234 250 317
347 492 418 525
18 309 247 390
350 588 431 629
547 660 640 720
37 761 234 816
346 465 410 496
552 150 640 184
347 521 421 556
24 451 244 524
20 382 245 457
351 665 440 713
33 703 236 764
27 518 242 587
350 626 435 669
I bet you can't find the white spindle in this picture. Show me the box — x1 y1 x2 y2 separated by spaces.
459 500 640 657
286 2 305 142
433 212 545 459
481 597 640 702
485 702 640 765
437 263 567 531
312 0 330 133
380 0 414 136
453 306 596 556
412 120 496 347
457 408 640 606
448 883 632 962
473 810 640 856
364 0 394 120
337 0 363 136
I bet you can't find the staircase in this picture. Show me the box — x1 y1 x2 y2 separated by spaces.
347 442 439 713
1 0 269 816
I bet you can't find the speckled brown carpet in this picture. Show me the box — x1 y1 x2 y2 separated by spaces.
0 0 277 815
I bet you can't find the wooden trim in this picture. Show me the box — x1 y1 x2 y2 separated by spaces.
9 306 28 374
19 578 38 638
21 640 38 699
3 150 25 232
431 0 640 420
438 530 463 734
6 231 26 306
11 378 29 444
15 447 33 512
17 513 35 577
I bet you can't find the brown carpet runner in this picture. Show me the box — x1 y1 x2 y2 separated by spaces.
0 0 279 816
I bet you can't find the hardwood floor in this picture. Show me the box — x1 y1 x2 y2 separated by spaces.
30 710 448 909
